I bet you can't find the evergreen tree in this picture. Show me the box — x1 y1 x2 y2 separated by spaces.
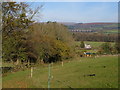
2 2 42 66
80 41 85 48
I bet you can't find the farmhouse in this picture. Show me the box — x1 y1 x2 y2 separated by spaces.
85 44 91 49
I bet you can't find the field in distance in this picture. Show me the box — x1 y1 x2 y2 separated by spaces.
75 41 115 48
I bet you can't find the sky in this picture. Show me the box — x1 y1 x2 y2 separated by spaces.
29 2 118 23
10 0 120 2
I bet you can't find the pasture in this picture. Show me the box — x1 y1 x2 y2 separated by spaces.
2 55 118 88
103 30 118 34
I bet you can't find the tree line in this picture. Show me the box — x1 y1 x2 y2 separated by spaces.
73 32 118 42
98 42 120 54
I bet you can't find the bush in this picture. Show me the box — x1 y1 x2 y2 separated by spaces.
99 42 112 54
80 41 85 48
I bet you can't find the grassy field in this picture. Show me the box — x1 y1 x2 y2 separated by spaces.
103 30 118 34
2 55 118 88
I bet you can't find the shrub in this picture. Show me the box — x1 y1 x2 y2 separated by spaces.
80 41 85 48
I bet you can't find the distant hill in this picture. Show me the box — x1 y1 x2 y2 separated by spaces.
58 22 77 25
59 22 118 33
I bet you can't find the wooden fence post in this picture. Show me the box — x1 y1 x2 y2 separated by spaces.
31 67 33 78
62 61 63 67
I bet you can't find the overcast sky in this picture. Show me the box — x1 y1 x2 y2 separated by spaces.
28 2 118 23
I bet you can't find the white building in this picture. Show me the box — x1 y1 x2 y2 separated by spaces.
85 44 91 49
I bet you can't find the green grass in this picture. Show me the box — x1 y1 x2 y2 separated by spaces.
103 30 119 34
2 55 118 88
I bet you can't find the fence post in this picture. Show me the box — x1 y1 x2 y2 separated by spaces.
31 67 33 78
48 64 51 89
62 61 63 67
